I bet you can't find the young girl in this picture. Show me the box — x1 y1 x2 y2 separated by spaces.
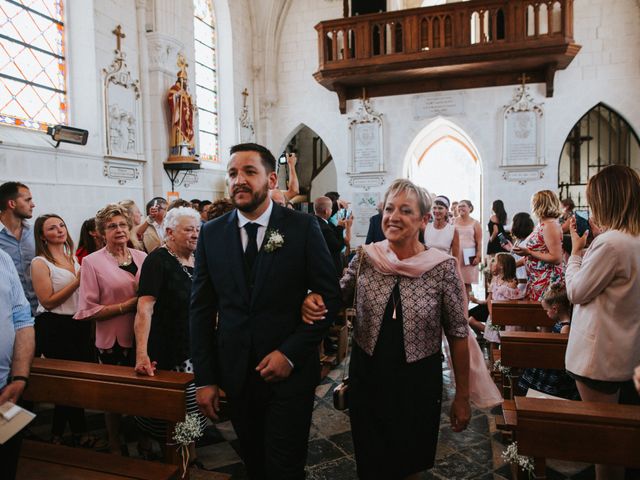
469 253 524 342
518 283 579 400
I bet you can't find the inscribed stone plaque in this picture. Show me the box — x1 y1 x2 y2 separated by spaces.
414 92 464 119
353 123 381 173
506 111 537 166
354 191 380 237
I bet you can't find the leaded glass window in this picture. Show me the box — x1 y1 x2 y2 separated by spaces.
193 0 219 162
0 0 67 131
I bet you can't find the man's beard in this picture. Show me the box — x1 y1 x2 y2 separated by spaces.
16 209 32 220
232 183 269 213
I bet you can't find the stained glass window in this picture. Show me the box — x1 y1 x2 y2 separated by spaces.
193 0 219 162
0 0 66 131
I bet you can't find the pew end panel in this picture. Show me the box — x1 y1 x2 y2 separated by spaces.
491 300 555 329
500 332 568 370
514 397 640 468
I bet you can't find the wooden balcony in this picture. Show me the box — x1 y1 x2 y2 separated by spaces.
314 0 581 113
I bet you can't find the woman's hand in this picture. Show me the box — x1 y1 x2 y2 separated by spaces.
135 354 157 376
512 245 530 257
301 293 327 325
588 217 602 237
471 255 480 266
569 216 589 256
450 396 471 432
122 296 138 313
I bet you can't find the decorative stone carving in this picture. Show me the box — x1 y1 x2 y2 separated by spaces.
502 75 545 168
353 191 381 237
146 33 183 74
238 88 255 143
348 175 385 190
103 159 140 185
103 25 143 161
348 97 384 174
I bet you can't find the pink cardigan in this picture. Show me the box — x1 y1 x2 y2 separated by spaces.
74 247 147 349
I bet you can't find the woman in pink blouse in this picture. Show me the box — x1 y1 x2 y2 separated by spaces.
74 203 146 454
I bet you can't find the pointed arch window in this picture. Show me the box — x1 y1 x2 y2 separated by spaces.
558 103 640 208
193 0 219 162
0 0 67 131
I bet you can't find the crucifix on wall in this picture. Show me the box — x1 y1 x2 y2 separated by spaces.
112 25 126 52
566 125 593 184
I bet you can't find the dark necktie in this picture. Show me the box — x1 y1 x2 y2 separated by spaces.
244 222 259 272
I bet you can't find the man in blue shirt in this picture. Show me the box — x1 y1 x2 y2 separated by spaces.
0 248 35 480
0 182 37 315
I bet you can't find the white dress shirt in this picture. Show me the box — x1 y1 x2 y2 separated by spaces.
237 200 273 252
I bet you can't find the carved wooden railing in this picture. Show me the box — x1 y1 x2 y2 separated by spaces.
316 0 574 66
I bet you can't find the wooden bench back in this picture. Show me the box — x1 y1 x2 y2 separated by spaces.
24 358 192 421
500 332 568 369
515 396 640 468
491 300 555 328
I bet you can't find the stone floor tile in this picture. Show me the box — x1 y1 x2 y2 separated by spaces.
306 438 346 467
431 452 491 479
197 441 242 470
307 456 359 480
328 431 354 455
311 402 352 437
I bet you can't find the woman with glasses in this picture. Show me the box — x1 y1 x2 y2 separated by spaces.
74 203 147 454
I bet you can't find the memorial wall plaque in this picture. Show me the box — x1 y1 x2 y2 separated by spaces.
349 98 384 174
354 191 381 237
502 81 544 168
413 92 464 119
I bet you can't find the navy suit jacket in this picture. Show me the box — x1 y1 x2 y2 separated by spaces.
365 212 385 244
189 202 341 397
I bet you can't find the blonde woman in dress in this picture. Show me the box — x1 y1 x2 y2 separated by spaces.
454 200 482 294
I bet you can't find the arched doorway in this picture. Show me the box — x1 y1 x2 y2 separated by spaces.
558 103 640 208
278 124 337 210
404 119 482 217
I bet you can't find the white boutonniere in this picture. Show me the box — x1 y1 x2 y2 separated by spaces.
264 228 285 253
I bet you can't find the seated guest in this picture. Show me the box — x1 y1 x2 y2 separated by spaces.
314 196 348 277
142 197 167 253
74 203 146 454
0 249 35 480
518 283 579 400
76 218 104 265
134 207 207 457
565 165 640 480
206 198 234 221
119 200 144 250
30 214 99 446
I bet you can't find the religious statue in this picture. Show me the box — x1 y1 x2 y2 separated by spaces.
167 54 198 163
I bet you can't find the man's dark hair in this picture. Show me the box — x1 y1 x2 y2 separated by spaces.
0 181 28 211
229 143 276 173
511 212 534 240
145 197 167 214
325 191 340 217
199 199 212 212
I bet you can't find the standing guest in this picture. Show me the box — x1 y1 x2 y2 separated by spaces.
451 201 459 219
119 200 144 250
134 207 207 455
303 179 473 480
30 214 97 446
190 143 340 479
168 198 191 211
559 197 575 234
513 190 563 301
425 195 460 259
565 165 640 480
76 218 104 265
486 199 508 256
198 200 212 223
271 152 300 205
0 181 37 315
190 199 201 212
142 197 167 253
454 199 482 294
207 198 234 221
504 212 535 283
0 249 35 480
74 204 146 454
269 189 287 207
365 203 385 244
314 196 348 277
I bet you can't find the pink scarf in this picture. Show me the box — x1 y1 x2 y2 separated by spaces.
363 240 503 409
362 240 452 277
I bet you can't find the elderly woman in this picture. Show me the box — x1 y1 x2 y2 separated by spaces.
74 203 146 454
513 190 564 301
118 199 144 250
304 179 474 479
134 207 207 444
565 165 640 480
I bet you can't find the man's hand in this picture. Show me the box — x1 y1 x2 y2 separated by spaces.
450 396 471 432
569 216 589 255
286 153 297 167
256 350 293 382
301 293 327 325
196 385 221 420
0 381 26 405
134 354 157 376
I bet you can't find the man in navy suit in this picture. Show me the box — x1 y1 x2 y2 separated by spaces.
190 143 340 479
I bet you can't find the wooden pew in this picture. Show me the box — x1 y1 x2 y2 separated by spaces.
491 300 555 329
515 397 640 469
18 357 193 480
500 332 568 370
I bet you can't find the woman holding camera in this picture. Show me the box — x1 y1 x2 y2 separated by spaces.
304 179 473 480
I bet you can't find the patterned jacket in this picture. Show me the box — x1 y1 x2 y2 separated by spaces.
340 252 468 362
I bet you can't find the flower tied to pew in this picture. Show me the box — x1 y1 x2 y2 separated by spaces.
171 413 204 477
502 441 534 478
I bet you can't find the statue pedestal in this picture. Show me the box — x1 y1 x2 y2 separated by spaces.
166 155 199 164
163 159 201 191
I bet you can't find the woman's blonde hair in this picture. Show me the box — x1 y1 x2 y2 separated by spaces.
542 282 571 314
587 165 640 235
95 203 132 235
383 179 432 217
531 190 561 219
